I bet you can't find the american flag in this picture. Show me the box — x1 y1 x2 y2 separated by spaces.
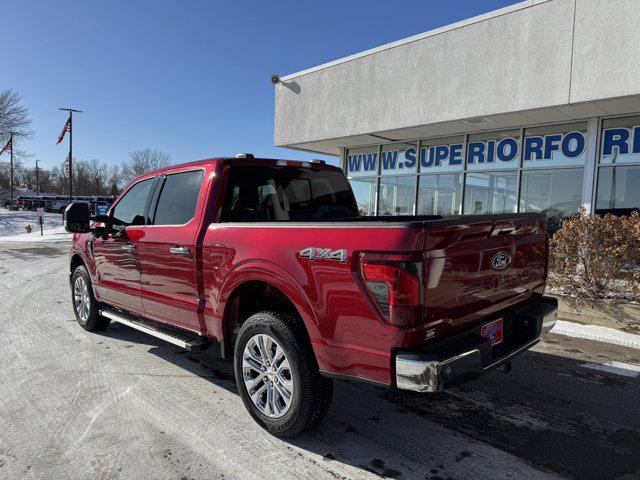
57 118 71 144
0 138 12 156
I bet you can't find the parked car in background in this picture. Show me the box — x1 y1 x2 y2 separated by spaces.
30 198 46 211
44 196 58 212
65 155 558 437
17 196 35 210
51 197 71 214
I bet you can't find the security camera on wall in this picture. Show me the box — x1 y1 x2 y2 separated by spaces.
270 74 281 84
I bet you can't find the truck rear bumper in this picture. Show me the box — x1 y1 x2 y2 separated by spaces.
395 296 558 393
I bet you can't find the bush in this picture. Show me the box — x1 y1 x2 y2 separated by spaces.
549 210 640 301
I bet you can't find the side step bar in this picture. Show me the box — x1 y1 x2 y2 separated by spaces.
100 309 212 352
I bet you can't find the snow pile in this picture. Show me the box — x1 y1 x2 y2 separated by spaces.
0 209 72 242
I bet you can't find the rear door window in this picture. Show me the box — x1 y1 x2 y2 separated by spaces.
153 170 204 225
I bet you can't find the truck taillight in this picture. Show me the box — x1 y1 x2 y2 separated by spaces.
359 253 424 327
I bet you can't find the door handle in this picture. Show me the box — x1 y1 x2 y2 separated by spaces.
169 246 190 256
121 243 136 251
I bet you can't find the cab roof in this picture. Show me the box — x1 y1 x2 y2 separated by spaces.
142 156 343 178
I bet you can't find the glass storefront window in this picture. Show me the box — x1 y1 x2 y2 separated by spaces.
467 130 521 171
464 171 517 214
599 115 640 165
350 178 377 216
380 142 418 175
596 166 640 213
520 168 583 233
346 146 379 178
419 136 465 174
417 174 462 216
379 176 415 216
523 122 587 168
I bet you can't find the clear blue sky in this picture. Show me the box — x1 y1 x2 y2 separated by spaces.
2 0 520 170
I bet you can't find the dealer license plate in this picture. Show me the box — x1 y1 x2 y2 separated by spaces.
481 318 503 346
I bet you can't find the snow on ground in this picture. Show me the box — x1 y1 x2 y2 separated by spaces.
552 319 640 350
0 208 72 242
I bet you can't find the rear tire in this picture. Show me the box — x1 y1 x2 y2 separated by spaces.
71 265 110 331
234 311 333 437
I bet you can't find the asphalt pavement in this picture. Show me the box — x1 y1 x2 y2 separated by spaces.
0 241 638 480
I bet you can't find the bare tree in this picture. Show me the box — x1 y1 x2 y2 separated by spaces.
0 90 31 195
121 149 171 184
0 89 32 143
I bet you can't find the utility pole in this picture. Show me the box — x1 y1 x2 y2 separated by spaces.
35 159 40 196
95 175 99 196
58 107 82 202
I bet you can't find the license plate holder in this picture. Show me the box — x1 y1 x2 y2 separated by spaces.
481 318 503 346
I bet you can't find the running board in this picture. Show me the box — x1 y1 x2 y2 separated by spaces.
100 309 212 352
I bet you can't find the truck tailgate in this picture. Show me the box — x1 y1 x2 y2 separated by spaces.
422 214 548 334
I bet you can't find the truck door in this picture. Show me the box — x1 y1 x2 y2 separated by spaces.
93 177 156 315
137 168 206 333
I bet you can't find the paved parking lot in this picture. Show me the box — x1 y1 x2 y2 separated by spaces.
0 241 639 480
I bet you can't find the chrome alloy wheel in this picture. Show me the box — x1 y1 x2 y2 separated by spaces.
242 333 294 419
73 276 91 323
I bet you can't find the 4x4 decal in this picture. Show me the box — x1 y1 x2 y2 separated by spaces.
299 247 348 264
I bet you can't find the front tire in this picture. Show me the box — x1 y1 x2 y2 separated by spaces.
234 311 333 437
71 265 110 331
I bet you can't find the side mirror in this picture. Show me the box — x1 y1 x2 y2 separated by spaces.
64 202 91 233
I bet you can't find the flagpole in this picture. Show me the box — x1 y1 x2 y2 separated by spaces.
35 159 40 196
9 132 13 206
69 111 72 202
58 107 82 203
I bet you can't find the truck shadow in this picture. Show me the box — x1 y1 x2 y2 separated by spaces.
98 324 640 480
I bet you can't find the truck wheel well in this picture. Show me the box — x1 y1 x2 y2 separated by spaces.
224 281 312 357
70 255 85 273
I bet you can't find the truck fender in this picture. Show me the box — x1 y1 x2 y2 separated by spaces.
217 260 321 347
69 238 98 291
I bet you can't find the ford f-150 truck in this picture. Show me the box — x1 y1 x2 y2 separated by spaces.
64 155 557 437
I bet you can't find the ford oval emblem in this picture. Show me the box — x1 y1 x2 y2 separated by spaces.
491 252 511 271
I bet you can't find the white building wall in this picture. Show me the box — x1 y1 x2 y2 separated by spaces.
274 0 640 151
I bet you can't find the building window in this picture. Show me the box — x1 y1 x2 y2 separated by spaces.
350 177 377 216
596 116 640 215
596 165 640 213
417 174 462 215
464 171 518 214
420 136 465 173
523 122 588 169
379 176 415 216
381 142 418 175
520 168 583 233
599 115 640 165
346 146 379 178
467 130 521 171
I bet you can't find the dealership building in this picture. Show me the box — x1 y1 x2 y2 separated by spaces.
274 0 640 226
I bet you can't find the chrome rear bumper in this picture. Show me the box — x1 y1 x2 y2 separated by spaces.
396 296 558 393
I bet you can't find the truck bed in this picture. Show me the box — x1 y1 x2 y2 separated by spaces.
203 212 548 385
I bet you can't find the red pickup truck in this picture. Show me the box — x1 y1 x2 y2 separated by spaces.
65 155 557 437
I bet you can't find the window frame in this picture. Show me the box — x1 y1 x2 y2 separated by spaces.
594 115 640 213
